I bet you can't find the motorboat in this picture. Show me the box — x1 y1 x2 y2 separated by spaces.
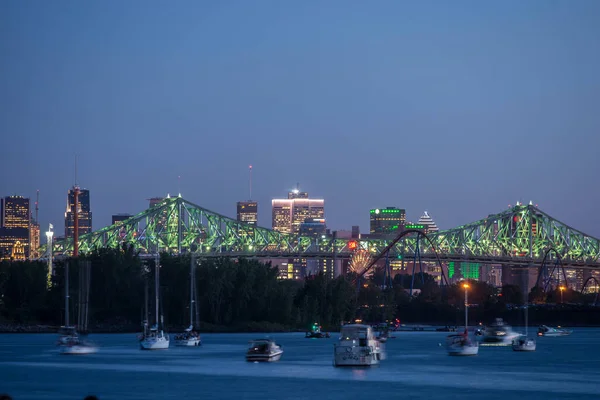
377 330 389 343
57 326 79 346
512 335 536 352
480 318 520 346
538 325 572 337
175 326 201 347
59 335 99 355
246 339 283 362
447 284 478 356
333 324 385 367
305 323 330 338
446 331 479 356
140 324 170 350
512 304 536 352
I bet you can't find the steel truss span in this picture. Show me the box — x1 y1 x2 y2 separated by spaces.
42 197 600 269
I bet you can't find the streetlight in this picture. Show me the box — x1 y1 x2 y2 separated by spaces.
45 225 54 289
463 282 470 330
559 286 565 303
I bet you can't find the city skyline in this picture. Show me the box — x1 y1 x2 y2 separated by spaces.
2 1 600 241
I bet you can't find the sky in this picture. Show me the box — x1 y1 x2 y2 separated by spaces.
1 0 599 239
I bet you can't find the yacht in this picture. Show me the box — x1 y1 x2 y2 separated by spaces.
305 323 330 338
512 305 536 352
537 325 572 337
246 339 283 362
480 318 520 346
446 284 478 356
333 324 384 367
447 331 479 356
56 265 98 355
139 258 169 350
175 259 202 347
175 325 201 347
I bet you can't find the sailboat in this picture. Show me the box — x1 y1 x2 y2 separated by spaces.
512 303 536 352
57 261 98 355
175 257 201 347
139 257 169 350
446 283 479 356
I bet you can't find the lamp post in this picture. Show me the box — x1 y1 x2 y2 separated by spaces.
45 225 54 289
559 286 565 303
463 282 470 330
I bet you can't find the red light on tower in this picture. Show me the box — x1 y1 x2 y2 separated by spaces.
348 240 357 250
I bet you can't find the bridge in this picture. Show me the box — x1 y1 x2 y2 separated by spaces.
42 196 600 273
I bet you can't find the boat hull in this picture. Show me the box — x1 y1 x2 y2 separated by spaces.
175 338 201 347
512 342 536 352
333 345 382 367
447 345 479 356
140 337 170 350
246 351 283 362
60 345 98 355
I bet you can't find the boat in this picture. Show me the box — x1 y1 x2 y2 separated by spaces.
446 283 478 356
305 323 330 338
175 325 201 347
246 339 283 362
480 318 520 346
56 263 98 355
377 329 389 343
537 325 573 337
139 258 169 350
512 304 536 352
175 258 201 347
333 324 385 367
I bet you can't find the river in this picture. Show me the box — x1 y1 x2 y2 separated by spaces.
1 328 599 399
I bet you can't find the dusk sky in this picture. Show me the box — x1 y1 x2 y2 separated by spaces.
1 0 599 238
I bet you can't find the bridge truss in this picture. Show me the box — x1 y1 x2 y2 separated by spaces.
44 197 600 270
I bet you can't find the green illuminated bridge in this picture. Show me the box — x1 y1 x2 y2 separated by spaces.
43 196 600 270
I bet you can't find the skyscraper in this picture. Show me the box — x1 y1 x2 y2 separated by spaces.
65 188 92 238
272 189 325 234
417 211 439 233
369 207 406 237
237 201 258 225
112 214 132 225
0 196 30 260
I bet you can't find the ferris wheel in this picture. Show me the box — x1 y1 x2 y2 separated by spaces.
349 249 373 276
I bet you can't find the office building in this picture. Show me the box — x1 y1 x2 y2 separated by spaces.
29 222 40 259
0 196 30 260
272 188 324 235
417 211 439 233
112 214 132 225
299 218 326 237
65 188 92 238
369 207 406 237
237 201 258 226
351 225 360 239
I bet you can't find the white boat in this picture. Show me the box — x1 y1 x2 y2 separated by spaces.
175 326 201 347
481 318 520 346
447 333 479 356
512 304 536 352
56 264 98 355
140 325 170 350
333 324 385 367
139 257 169 350
246 339 283 362
447 283 478 356
537 325 572 337
59 336 99 355
175 259 202 347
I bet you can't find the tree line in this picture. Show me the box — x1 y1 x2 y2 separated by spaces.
0 247 599 331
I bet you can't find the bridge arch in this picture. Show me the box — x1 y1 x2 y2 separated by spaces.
355 229 450 293
581 276 600 305
535 247 568 292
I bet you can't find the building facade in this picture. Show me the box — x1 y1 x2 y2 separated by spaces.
272 189 324 234
64 188 92 238
236 201 258 226
0 196 30 260
417 211 439 233
369 207 406 237
112 214 132 225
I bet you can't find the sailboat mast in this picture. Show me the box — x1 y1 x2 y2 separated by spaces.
464 286 468 331
525 304 529 336
190 256 194 327
65 262 70 326
155 257 159 327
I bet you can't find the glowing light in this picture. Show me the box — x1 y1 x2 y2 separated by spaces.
463 283 470 289
559 286 565 292
348 240 357 250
